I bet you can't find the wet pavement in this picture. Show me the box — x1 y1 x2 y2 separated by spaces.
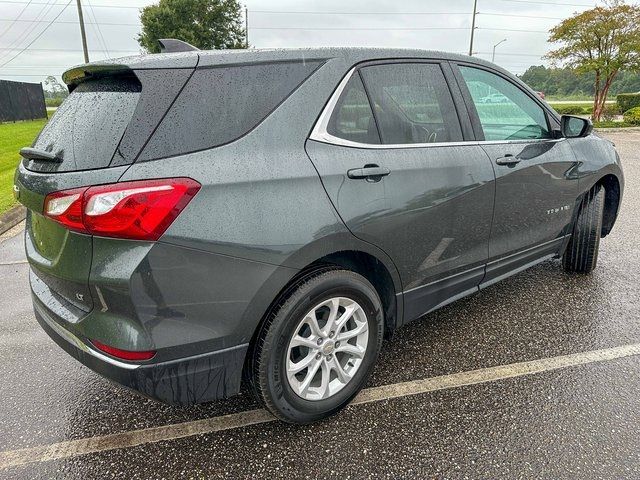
1 131 639 479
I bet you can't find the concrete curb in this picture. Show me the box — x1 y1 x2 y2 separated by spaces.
0 205 26 235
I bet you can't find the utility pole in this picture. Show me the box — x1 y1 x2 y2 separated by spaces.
245 6 249 48
76 0 89 63
468 0 478 56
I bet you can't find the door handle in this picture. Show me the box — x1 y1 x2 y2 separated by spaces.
495 154 521 166
347 165 391 180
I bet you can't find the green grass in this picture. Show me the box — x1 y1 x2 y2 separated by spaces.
546 95 594 102
548 102 594 115
0 119 47 214
592 121 635 128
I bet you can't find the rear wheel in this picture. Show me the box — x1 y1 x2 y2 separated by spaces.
250 268 384 424
563 186 605 273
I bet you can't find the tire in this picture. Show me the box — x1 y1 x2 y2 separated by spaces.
563 186 605 273
249 268 384 424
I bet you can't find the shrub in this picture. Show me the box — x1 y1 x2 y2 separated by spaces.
553 105 587 115
601 104 621 121
593 121 633 128
617 93 640 113
45 97 65 107
623 107 640 125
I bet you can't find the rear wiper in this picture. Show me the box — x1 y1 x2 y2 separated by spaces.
19 147 62 162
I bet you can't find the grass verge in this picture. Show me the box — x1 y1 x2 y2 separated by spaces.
592 121 636 128
0 119 47 214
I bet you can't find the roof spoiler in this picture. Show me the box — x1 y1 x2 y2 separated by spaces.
158 39 200 53
62 64 132 91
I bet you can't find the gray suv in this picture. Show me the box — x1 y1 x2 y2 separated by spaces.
15 46 623 424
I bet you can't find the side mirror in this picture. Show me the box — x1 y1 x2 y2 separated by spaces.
561 115 593 138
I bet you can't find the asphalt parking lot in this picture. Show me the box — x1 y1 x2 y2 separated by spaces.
1 131 639 479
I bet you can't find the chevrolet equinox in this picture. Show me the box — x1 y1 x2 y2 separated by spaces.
15 45 624 423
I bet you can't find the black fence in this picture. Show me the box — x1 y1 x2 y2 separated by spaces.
0 79 47 122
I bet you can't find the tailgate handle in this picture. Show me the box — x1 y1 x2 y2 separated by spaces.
347 165 391 180
20 147 62 162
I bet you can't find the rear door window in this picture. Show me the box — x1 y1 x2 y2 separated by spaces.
139 60 323 161
326 73 380 144
359 63 463 144
26 77 141 172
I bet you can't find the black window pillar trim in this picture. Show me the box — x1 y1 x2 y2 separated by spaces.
447 60 486 142
441 61 475 142
357 69 383 145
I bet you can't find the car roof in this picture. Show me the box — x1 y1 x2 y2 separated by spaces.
62 47 505 86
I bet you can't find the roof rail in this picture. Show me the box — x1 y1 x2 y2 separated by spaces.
158 39 200 53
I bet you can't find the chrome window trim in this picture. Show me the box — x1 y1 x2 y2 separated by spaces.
309 65 564 150
309 67 360 145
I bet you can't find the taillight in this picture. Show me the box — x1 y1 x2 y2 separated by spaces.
91 339 156 361
43 178 200 241
43 187 86 232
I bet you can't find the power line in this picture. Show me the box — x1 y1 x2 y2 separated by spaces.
0 0 141 7
475 51 547 56
0 0 602 11
250 10 470 15
251 26 470 31
0 18 140 25
0 0 32 38
0 1 85 67
86 0 110 57
0 0 58 63
491 0 593 5
477 27 549 33
0 0 596 72
478 12 568 19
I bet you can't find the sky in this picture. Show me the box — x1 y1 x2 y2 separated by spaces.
0 0 615 86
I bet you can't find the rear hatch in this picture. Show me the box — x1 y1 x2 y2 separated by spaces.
15 61 196 315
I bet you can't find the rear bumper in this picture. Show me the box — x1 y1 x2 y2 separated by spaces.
33 291 248 405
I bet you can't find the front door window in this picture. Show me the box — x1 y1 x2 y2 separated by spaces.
459 66 551 141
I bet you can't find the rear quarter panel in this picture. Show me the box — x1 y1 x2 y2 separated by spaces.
118 57 403 351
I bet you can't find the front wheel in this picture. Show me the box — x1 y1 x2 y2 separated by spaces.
249 268 384 424
563 186 605 273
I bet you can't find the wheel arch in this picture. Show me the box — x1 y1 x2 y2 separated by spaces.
260 245 402 336
312 250 400 337
242 243 403 384
594 173 621 237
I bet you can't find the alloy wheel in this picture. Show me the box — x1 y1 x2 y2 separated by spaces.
286 296 369 401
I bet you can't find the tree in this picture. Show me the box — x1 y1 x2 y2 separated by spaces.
546 0 640 121
137 0 246 53
520 65 640 99
43 75 68 99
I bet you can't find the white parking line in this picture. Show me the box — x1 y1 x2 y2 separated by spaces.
0 260 28 266
1 343 639 470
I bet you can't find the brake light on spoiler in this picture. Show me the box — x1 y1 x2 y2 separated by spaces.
43 178 201 241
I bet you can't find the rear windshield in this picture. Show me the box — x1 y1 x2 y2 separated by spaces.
138 59 323 161
26 77 141 173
